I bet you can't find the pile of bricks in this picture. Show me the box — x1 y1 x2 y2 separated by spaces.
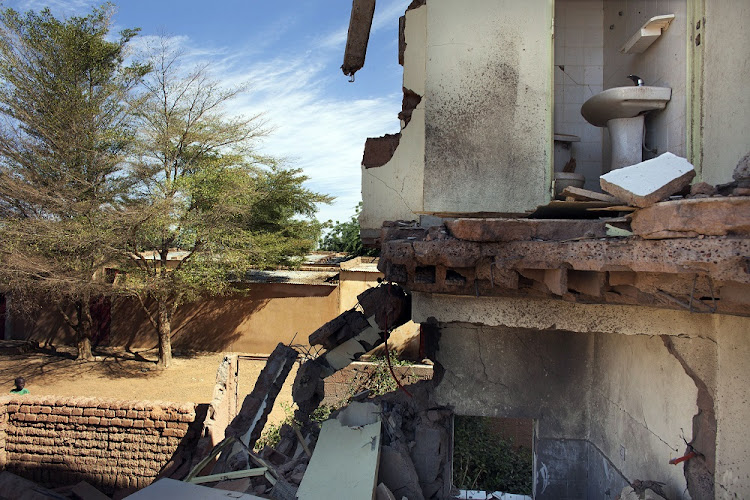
0 395 197 492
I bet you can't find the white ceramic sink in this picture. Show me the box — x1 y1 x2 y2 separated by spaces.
581 86 672 127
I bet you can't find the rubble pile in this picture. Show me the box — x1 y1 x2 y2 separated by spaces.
128 282 449 499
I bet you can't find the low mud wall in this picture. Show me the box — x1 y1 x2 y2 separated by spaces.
0 395 198 492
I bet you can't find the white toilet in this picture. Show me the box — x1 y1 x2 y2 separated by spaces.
553 133 584 197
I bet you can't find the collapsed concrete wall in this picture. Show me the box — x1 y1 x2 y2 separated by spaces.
0 396 198 493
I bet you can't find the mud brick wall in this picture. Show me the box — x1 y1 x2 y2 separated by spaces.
0 396 197 492
323 361 433 405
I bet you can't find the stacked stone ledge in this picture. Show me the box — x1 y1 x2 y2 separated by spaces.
0 395 197 492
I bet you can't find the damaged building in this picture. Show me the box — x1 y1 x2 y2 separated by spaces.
347 0 750 499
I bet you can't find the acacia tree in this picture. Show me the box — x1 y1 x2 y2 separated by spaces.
320 203 378 257
0 5 146 359
120 42 331 368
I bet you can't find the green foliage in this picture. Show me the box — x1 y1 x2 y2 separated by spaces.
453 416 533 495
344 353 413 399
253 402 335 452
319 203 378 257
254 402 294 451
118 40 332 367
0 3 145 360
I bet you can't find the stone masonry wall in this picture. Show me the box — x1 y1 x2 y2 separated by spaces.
0 395 197 493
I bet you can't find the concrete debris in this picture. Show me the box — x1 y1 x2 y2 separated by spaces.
689 181 717 197
341 0 376 78
213 478 252 492
69 481 111 500
377 482 398 500
733 151 750 186
561 185 621 203
619 483 667 500
294 284 411 422
217 343 297 470
379 445 425 500
630 197 750 239
446 217 612 242
600 152 696 207
455 491 531 499
126 478 264 499
296 403 382 500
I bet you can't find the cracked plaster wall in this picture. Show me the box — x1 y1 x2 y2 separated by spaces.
589 333 699 499
434 323 699 499
418 294 749 498
360 4 425 235
715 327 750 499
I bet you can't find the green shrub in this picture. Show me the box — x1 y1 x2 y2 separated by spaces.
452 416 533 495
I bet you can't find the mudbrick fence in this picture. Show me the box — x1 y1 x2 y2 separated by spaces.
0 395 200 493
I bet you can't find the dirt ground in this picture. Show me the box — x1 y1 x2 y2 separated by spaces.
0 346 297 425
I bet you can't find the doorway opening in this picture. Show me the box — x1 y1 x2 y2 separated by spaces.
452 415 534 498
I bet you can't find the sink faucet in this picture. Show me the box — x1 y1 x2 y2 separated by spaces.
627 74 644 86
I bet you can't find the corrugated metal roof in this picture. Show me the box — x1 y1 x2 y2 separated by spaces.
243 269 339 286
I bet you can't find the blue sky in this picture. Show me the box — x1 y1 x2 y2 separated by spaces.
8 0 410 224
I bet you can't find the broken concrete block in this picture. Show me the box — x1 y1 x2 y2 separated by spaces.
296 404 382 500
377 482 398 500
336 401 380 426
308 310 370 350
600 152 696 207
630 197 750 239
410 425 446 486
342 0 376 78
357 284 411 330
214 477 252 492
619 485 667 500
70 481 110 500
733 151 750 186
308 315 347 348
216 344 297 473
690 181 717 197
127 478 264 499
560 186 621 203
445 218 610 242
378 445 426 500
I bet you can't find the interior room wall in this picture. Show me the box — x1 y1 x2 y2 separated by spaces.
602 0 688 167
554 0 604 191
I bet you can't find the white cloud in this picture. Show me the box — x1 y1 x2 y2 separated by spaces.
7 0 409 224
138 4 408 224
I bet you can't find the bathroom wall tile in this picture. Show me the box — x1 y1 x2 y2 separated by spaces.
584 47 603 66
567 29 584 48
565 84 586 105
565 47 585 66
584 65 603 85
563 65 585 85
